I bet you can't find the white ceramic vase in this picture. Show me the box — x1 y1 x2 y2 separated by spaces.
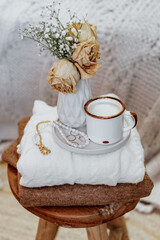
57 79 92 128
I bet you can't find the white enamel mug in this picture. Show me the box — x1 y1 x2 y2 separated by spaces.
84 96 137 145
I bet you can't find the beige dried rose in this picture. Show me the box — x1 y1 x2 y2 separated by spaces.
47 59 80 94
72 37 101 79
79 20 97 43
69 20 97 43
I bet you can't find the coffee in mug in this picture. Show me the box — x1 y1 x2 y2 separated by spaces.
84 96 137 145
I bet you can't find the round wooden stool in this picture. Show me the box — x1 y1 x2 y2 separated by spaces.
8 165 139 240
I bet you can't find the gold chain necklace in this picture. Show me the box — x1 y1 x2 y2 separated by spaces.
36 120 51 155
35 120 89 156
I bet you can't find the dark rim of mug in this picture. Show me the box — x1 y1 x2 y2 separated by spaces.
84 96 126 119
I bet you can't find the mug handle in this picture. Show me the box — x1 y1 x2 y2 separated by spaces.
123 111 137 132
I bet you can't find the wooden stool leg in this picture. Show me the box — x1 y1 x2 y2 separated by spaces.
107 216 129 240
86 223 109 240
35 218 59 240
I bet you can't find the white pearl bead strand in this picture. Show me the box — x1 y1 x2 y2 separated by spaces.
34 121 90 152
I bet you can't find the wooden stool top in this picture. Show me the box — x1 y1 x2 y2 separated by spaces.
8 165 139 228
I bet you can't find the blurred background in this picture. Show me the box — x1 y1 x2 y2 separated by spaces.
0 0 160 239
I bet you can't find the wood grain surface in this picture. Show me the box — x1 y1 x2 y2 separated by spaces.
8 165 139 228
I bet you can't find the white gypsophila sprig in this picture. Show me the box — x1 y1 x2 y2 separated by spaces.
20 2 84 62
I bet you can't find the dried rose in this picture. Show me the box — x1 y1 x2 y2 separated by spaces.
68 20 97 43
72 37 101 79
47 59 80 94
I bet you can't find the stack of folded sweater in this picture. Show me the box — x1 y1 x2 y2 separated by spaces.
2 100 153 207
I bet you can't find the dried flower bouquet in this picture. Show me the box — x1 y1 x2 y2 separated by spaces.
21 3 100 94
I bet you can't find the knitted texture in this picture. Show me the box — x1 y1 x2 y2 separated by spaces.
0 0 160 162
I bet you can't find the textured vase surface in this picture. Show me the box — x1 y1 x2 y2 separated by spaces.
57 79 92 128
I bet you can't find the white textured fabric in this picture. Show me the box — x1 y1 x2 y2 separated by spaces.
0 0 160 163
17 100 145 187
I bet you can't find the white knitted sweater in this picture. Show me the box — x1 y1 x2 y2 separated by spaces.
0 0 160 162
